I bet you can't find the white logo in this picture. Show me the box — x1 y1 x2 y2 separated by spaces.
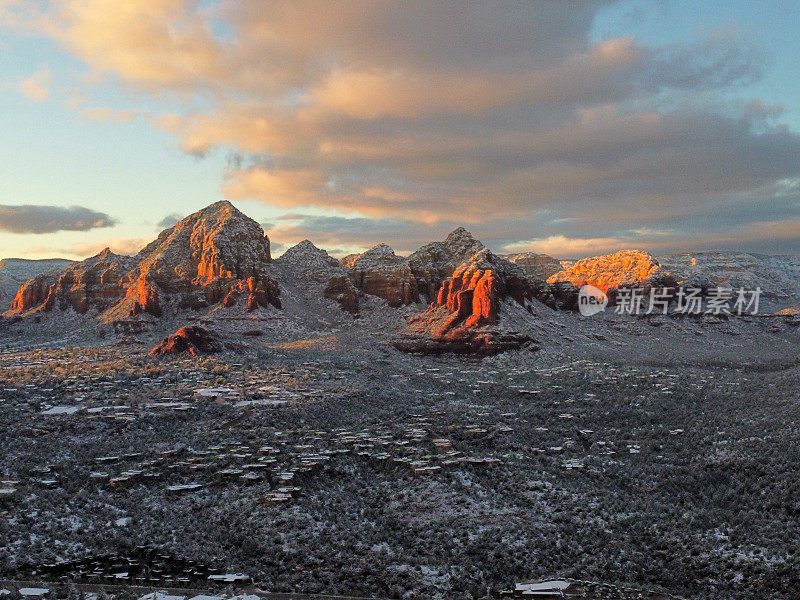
578 284 608 316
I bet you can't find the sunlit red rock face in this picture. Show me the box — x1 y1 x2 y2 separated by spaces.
547 250 676 293
344 228 487 308
7 201 281 320
150 325 222 356
430 248 533 334
131 200 271 287
408 227 486 299
396 248 536 355
348 244 418 307
11 249 133 314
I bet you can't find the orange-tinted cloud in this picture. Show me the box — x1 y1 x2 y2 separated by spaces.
17 67 50 101
2 1 798 253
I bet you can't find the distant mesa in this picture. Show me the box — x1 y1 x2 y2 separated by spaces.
547 249 676 294
503 251 563 282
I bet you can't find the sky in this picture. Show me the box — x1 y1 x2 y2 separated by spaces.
0 0 799 260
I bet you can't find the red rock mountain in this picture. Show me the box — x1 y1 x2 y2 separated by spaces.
347 244 419 307
343 228 487 307
547 250 675 293
7 201 280 321
396 248 536 355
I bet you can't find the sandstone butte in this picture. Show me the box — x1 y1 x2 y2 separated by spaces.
547 249 675 293
395 248 537 355
343 227 486 307
427 248 533 335
9 201 281 320
346 243 419 308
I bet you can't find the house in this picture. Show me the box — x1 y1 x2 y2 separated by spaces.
137 593 185 600
514 579 570 597
207 573 250 584
18 589 50 599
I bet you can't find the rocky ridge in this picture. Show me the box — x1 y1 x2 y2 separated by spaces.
11 249 135 315
657 251 800 308
548 250 677 293
0 258 74 309
7 201 281 321
6 201 800 357
343 227 487 307
396 248 537 355
347 243 418 307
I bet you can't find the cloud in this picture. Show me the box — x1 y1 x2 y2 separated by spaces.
67 238 148 258
0 204 115 234
17 67 50 101
79 106 138 122
2 1 800 253
156 213 183 229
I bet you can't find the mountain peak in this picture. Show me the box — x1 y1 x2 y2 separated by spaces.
443 227 484 256
352 243 404 268
135 200 272 285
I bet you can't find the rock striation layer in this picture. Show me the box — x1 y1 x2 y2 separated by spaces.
7 201 281 320
548 250 676 294
347 244 418 307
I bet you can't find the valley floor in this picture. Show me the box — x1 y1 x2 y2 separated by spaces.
0 316 798 599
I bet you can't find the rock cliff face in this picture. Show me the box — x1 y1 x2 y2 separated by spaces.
503 252 563 282
408 227 485 299
11 249 134 314
348 244 418 307
276 240 359 315
7 201 281 320
428 248 533 334
548 250 676 293
396 248 536 355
